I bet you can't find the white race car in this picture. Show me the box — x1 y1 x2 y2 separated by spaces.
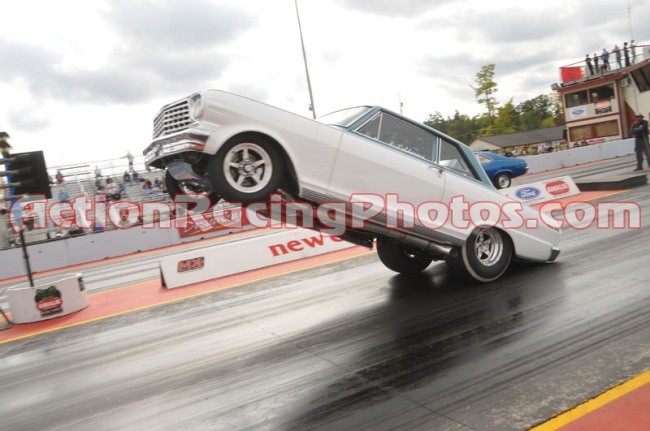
144 90 561 283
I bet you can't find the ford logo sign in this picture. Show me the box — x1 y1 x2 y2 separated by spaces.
515 187 541 200
572 107 585 115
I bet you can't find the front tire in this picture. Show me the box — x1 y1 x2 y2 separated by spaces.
376 239 433 274
447 227 512 283
209 136 284 204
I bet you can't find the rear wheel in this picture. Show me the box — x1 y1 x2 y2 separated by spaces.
376 239 433 274
494 172 511 189
209 136 284 204
447 227 512 283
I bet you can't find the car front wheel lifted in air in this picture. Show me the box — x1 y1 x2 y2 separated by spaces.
209 135 284 204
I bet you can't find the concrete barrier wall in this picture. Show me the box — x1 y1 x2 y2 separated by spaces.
524 138 634 174
160 229 356 289
0 225 253 280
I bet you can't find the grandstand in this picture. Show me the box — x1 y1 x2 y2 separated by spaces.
1 154 173 249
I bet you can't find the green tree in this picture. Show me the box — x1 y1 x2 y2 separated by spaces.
424 66 565 145
516 94 555 131
472 64 499 118
425 110 479 144
482 100 518 136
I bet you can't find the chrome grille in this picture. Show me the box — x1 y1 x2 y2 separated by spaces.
153 99 192 139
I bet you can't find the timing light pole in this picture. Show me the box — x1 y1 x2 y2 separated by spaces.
294 0 317 119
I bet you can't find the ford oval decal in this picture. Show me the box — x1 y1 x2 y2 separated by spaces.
571 107 585 116
515 187 541 200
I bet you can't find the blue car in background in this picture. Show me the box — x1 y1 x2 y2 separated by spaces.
476 151 529 189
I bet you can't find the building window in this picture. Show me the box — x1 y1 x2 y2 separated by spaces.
593 120 619 137
590 84 615 102
569 125 593 140
569 120 619 141
565 90 588 108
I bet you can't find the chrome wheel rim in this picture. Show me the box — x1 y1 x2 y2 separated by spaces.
223 143 273 194
497 175 510 188
473 229 503 267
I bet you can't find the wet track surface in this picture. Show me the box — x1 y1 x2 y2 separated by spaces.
1 160 649 430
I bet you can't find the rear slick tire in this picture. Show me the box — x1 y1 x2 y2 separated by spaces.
376 239 433 274
447 227 512 283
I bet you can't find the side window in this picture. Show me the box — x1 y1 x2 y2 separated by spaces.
356 112 438 162
357 115 381 139
439 139 474 178
477 154 491 164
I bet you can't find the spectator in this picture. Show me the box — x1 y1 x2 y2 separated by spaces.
630 113 650 171
585 54 594 75
118 180 126 197
142 180 155 195
123 151 135 172
601 48 610 71
106 178 121 201
58 189 70 202
132 171 140 183
630 40 637 64
94 166 102 179
154 177 162 189
593 53 599 74
123 171 131 184
0 131 12 158
23 206 36 231
623 42 630 67
56 169 64 184
613 45 622 69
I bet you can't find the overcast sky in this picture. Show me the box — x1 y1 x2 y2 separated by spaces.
1 0 649 168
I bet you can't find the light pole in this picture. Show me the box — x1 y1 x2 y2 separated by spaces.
294 0 316 119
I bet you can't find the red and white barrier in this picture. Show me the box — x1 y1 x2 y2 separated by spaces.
159 229 356 289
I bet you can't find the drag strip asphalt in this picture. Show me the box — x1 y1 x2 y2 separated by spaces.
0 162 648 430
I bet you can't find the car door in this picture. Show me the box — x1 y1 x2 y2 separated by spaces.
327 111 446 230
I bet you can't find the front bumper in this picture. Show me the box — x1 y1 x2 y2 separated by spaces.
143 128 210 169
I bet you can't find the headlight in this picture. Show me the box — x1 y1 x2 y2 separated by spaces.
188 93 204 121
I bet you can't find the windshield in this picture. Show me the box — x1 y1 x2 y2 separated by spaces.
317 106 372 128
